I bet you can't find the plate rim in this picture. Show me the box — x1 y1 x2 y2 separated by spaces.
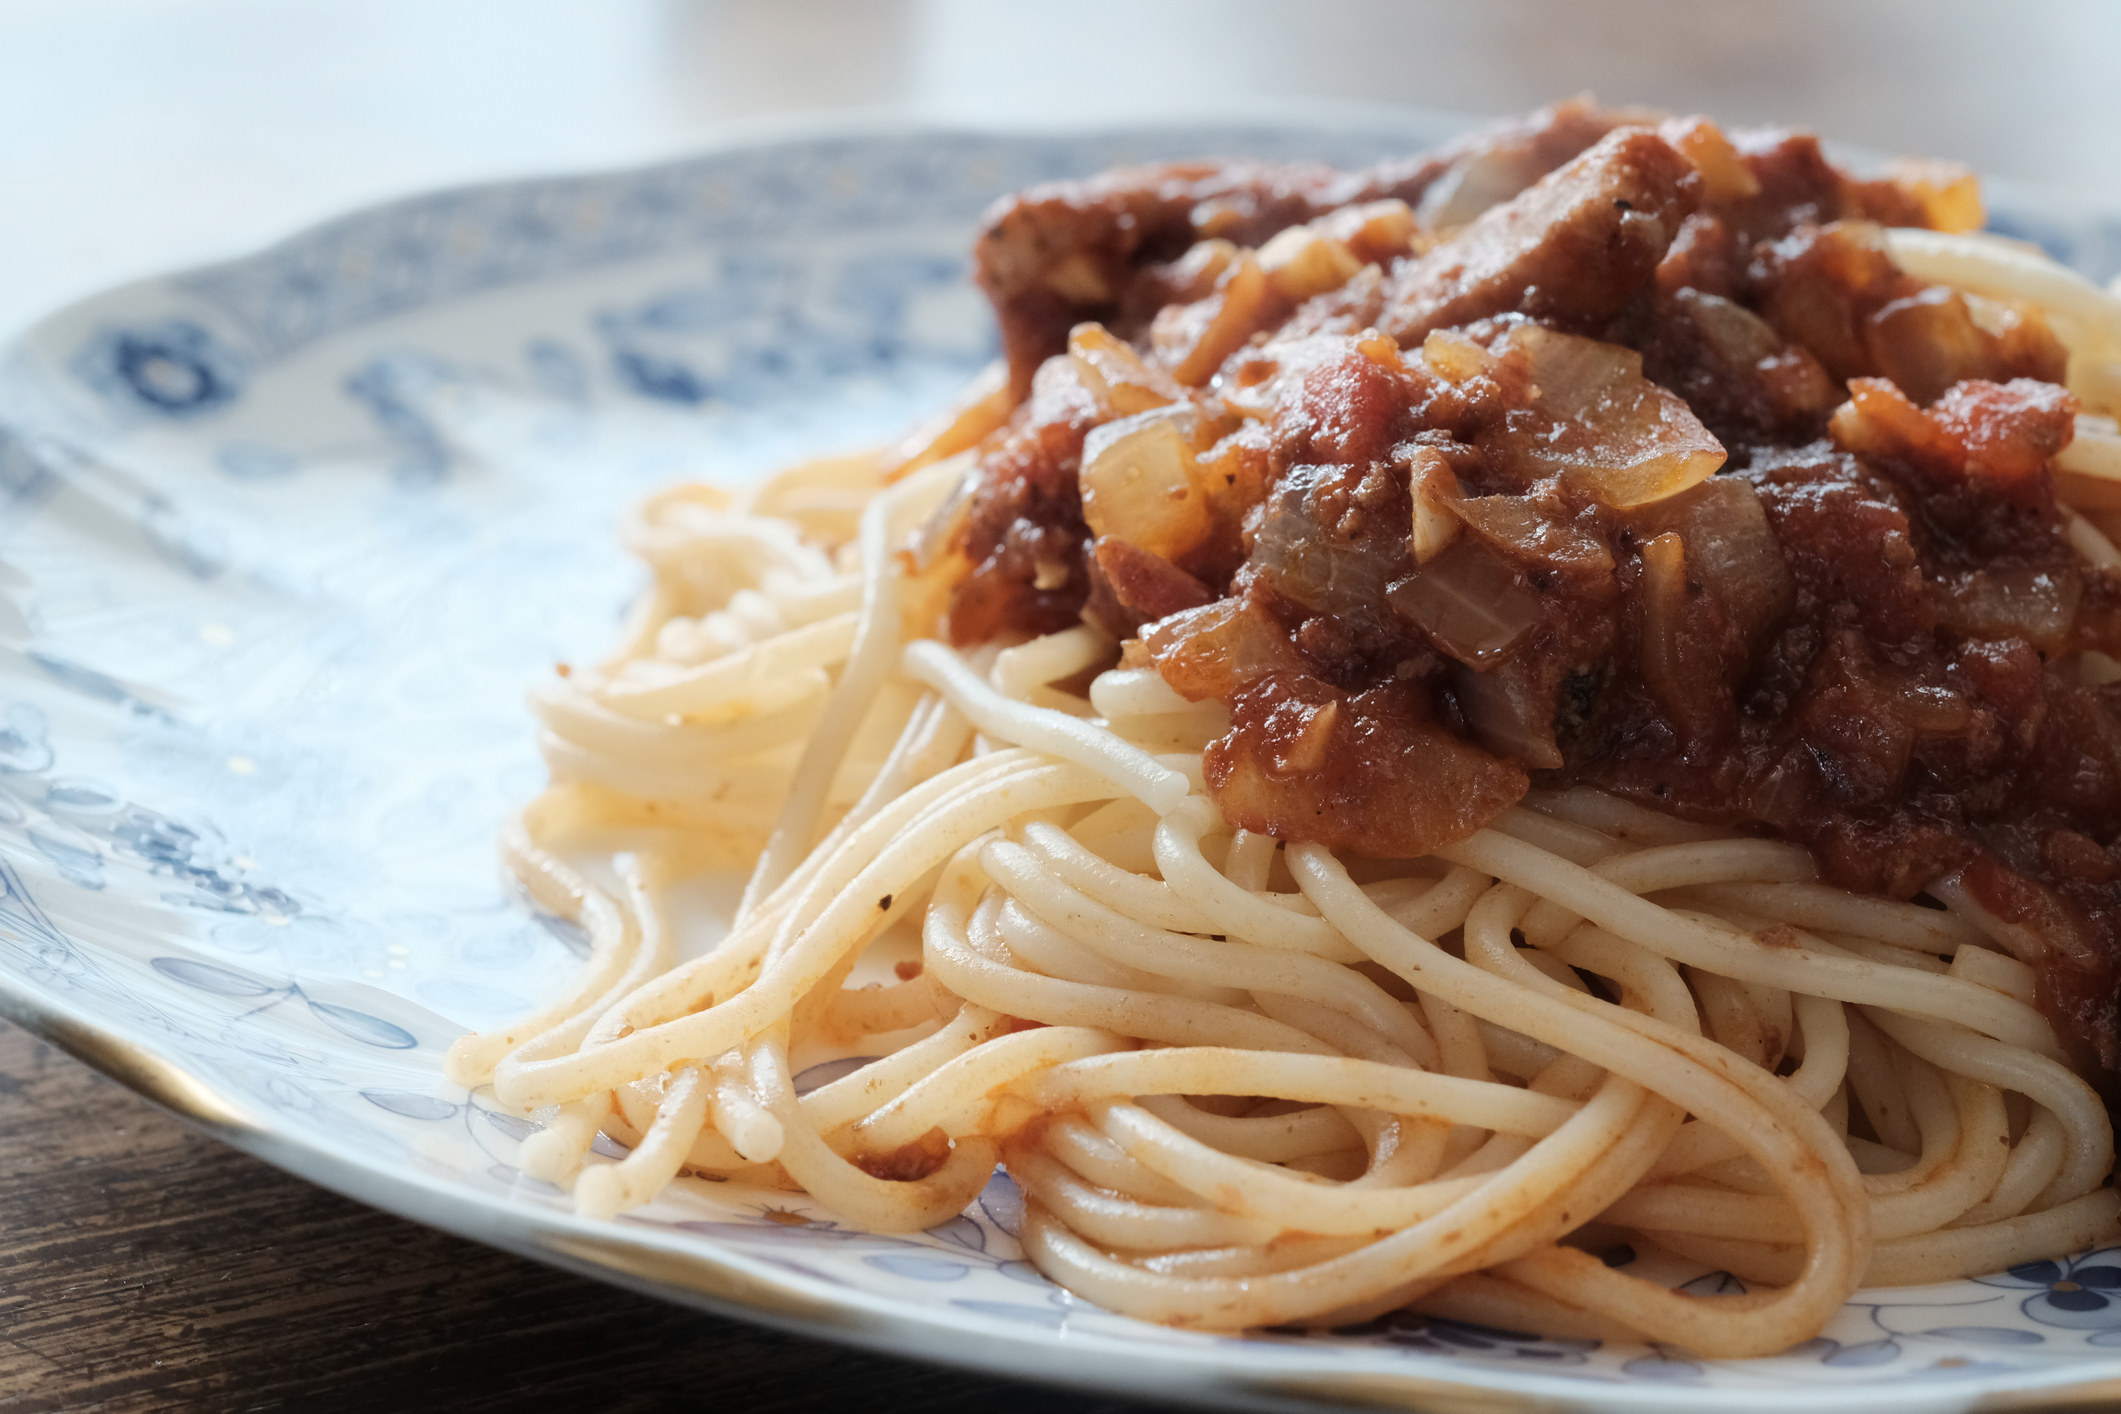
14 961 2121 1414
0 96 1486 351
6 93 2109 353
5 109 2121 1413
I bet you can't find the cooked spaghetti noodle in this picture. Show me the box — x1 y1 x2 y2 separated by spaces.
447 116 2121 1357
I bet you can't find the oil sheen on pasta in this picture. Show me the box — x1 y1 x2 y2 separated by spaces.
941 99 2121 1093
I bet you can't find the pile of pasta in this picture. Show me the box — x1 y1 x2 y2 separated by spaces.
445 230 2121 1357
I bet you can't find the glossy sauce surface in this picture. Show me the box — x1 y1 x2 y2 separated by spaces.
944 105 2121 1081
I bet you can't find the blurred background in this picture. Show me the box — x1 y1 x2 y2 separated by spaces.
3 0 2118 338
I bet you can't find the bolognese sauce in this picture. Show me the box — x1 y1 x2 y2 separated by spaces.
940 104 2121 1086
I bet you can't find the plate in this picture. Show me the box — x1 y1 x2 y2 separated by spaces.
5 112 2121 1414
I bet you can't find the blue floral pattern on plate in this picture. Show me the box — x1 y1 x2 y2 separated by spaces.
3 117 2121 1412
71 318 246 418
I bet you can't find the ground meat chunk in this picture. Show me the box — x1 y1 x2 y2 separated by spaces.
1378 128 1701 345
944 357 1102 644
1207 673 1530 858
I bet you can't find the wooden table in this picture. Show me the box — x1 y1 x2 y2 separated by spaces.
0 1021 1169 1412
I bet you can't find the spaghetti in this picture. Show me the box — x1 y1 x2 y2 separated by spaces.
447 114 2121 1357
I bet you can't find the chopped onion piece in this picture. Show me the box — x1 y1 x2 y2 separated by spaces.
1162 255 1272 387
1314 199 1419 266
2081 650 2121 686
1451 494 1614 574
1388 541 1543 667
1271 699 1341 774
1935 567 2081 653
1455 663 1565 770
1879 157 1985 234
1257 226 1364 302
1636 530 1689 715
1628 476 1794 639
1505 324 1728 508
1080 407 1213 562
1659 117 1760 204
1405 445 1464 564
1069 323 1182 416
1420 328 1497 383
1143 597 1310 700
1416 147 1550 229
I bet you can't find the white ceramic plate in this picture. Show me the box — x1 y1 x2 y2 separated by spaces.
5 113 2121 1414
